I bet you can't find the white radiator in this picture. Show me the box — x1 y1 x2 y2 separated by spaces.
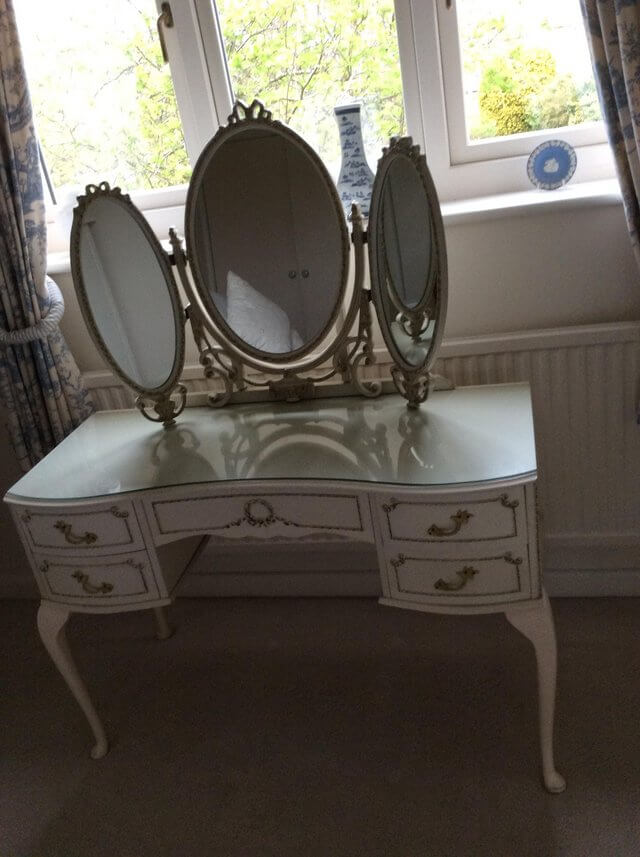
84 321 640 595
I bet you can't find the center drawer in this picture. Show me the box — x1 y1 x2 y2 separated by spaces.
146 490 373 543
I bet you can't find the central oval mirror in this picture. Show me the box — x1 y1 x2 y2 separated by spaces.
185 109 349 365
70 183 185 396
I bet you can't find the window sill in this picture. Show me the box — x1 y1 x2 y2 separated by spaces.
46 179 624 275
441 178 622 226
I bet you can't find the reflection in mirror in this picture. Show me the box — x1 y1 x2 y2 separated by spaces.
369 137 448 407
71 183 186 427
72 185 182 391
382 156 434 312
186 118 348 362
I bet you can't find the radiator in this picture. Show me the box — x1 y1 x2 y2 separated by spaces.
84 321 640 595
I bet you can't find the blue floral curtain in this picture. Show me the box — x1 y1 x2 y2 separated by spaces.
581 0 640 268
0 0 93 471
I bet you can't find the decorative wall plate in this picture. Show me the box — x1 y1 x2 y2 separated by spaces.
527 140 577 190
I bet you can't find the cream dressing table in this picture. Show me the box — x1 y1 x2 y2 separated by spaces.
5 382 565 792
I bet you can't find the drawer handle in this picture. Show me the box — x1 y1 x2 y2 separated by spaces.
54 521 98 545
427 509 473 537
71 571 113 595
434 566 478 591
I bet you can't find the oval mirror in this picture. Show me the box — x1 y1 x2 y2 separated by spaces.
185 104 349 366
70 183 185 400
369 137 447 394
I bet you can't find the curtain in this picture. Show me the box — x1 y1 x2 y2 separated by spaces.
0 0 93 471
581 0 640 268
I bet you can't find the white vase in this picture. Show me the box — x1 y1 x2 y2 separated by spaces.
334 103 375 218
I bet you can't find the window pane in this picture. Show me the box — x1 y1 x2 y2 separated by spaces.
456 0 601 142
16 0 191 192
215 0 405 176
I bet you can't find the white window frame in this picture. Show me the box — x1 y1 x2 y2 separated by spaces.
45 0 618 255
396 0 615 201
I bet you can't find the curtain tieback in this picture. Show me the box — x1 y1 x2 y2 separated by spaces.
0 277 65 345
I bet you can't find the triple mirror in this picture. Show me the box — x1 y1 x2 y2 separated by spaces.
69 99 448 423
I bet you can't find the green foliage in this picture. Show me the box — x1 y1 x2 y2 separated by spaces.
122 14 191 188
218 0 404 166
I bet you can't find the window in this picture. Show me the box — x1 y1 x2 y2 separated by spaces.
401 0 613 200
16 0 191 196
18 0 613 251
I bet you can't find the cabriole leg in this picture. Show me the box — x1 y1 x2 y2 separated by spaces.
505 590 566 793
152 606 173 640
37 601 108 760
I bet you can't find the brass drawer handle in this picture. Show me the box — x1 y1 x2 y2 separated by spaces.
54 521 98 545
71 571 113 595
434 566 478 591
427 509 473 537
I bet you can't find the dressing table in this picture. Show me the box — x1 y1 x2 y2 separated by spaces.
4 101 565 792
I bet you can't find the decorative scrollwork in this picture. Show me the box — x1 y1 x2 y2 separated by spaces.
390 365 430 410
382 498 399 513
136 384 188 429
427 509 473 538
503 552 523 566
500 494 519 509
54 521 98 545
110 507 129 519
228 99 273 124
434 566 479 592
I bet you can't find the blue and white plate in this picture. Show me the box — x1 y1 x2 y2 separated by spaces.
527 140 577 190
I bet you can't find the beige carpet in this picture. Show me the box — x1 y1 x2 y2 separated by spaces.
2 597 639 856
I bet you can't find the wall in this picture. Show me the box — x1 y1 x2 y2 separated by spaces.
1 194 639 596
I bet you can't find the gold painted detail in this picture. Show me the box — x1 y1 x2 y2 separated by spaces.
427 509 473 537
71 571 114 595
40 561 49 573
110 507 129 519
434 566 479 591
224 498 302 530
500 494 519 509
21 511 31 523
382 498 399 513
54 521 98 545
503 552 523 566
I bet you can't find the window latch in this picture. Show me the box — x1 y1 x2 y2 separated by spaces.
156 2 174 64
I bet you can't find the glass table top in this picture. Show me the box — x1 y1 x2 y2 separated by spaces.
5 384 536 503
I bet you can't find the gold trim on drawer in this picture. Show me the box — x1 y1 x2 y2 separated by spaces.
19 506 136 551
382 493 520 543
151 493 366 536
38 557 149 599
389 552 524 600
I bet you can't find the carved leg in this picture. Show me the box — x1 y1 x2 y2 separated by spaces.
505 590 566 793
37 601 108 760
152 606 173 641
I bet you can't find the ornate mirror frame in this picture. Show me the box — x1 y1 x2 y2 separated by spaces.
368 137 449 408
175 100 378 406
70 183 187 427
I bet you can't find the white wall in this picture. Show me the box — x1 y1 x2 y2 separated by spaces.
1 195 639 595
52 196 640 369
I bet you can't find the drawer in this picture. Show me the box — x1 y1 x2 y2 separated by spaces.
33 551 159 606
147 490 372 543
384 549 533 607
17 503 142 554
378 489 525 545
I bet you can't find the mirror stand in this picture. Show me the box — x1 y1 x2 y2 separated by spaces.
135 385 188 428
170 206 381 407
